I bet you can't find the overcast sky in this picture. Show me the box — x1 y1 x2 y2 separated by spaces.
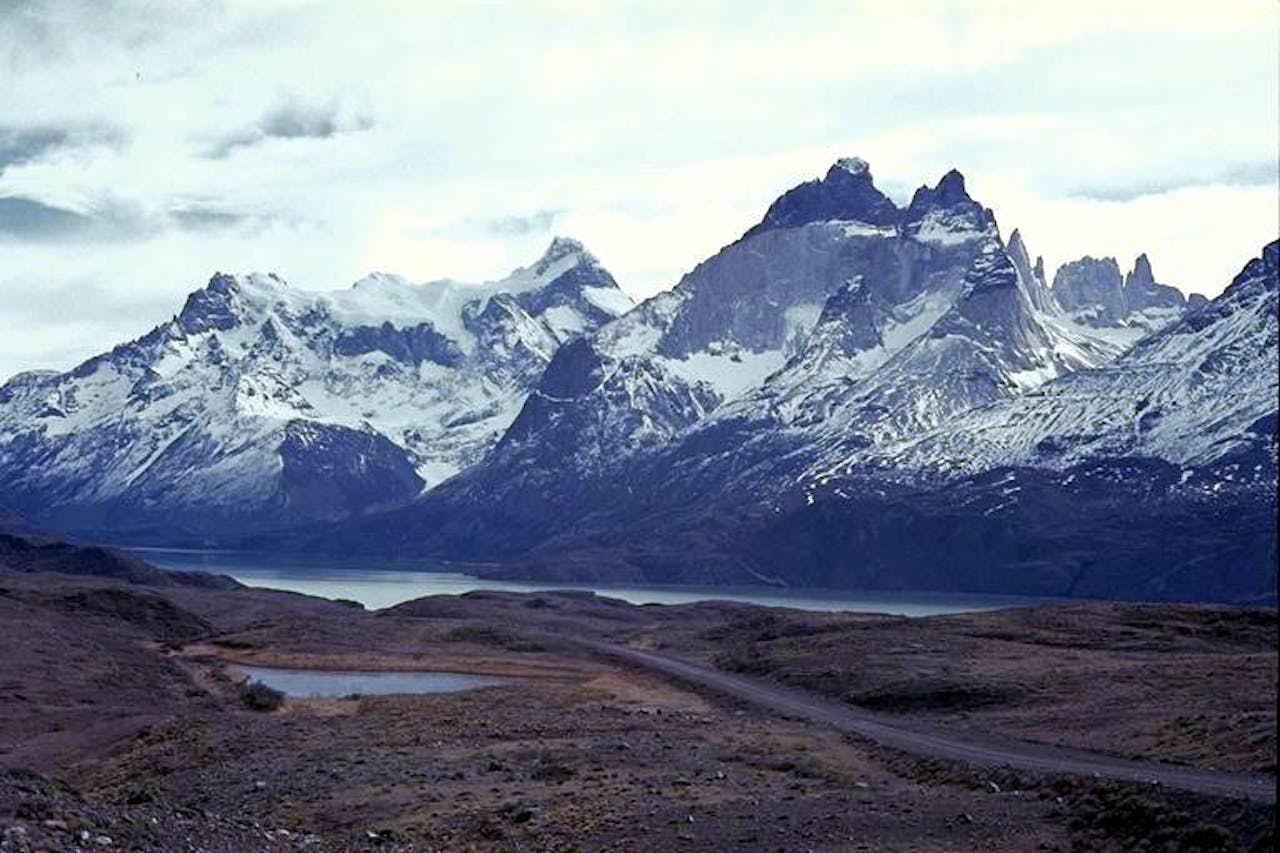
1 0 1277 380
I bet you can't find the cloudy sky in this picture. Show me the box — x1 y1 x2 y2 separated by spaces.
1 0 1276 380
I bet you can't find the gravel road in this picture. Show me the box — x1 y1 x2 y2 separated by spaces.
579 639 1276 804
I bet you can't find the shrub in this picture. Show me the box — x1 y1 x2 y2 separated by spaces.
446 624 545 652
240 680 285 711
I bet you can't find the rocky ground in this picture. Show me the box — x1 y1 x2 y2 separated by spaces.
0 566 1274 851
603 602 1279 775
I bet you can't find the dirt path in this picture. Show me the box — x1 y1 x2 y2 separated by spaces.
575 638 1276 804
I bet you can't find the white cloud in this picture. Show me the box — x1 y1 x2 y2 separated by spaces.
978 181 1279 294
0 0 1276 379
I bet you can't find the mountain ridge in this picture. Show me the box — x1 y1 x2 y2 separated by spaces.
0 237 632 541
280 161 1273 607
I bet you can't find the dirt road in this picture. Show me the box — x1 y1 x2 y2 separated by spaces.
578 639 1276 804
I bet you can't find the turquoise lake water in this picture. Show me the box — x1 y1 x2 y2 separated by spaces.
238 665 509 698
140 548 1053 616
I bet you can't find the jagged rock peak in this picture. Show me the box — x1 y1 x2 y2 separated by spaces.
1004 228 1054 313
1052 256 1123 299
936 168 967 197
927 242 1030 343
1130 253 1155 285
208 271 237 291
964 240 1020 294
1005 230 1031 271
532 235 599 275
1263 239 1279 279
744 156 900 237
1006 229 1034 270
906 168 973 215
178 271 281 333
1008 228 1027 254
542 235 588 260
208 271 286 288
1122 252 1186 311
830 156 871 177
900 168 993 247
1227 239 1279 299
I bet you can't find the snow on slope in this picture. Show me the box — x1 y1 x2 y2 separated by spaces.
0 238 631 537
806 240 1279 485
693 172 1146 456
427 159 1212 522
469 160 947 480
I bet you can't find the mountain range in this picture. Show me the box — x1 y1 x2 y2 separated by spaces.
0 158 1274 602
0 238 631 540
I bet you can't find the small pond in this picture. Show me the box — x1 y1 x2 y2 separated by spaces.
239 665 510 698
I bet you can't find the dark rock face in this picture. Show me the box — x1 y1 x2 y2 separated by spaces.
333 322 464 367
746 463 1277 603
515 245 624 331
1123 253 1186 310
278 421 424 520
177 272 256 333
1053 253 1189 325
744 158 900 237
905 169 978 222
1052 257 1128 323
810 279 884 356
526 337 606 400
656 229 908 358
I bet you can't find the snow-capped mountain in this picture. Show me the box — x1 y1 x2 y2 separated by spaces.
459 241 1277 602
803 239 1274 484
0 238 631 540
807 240 1278 485
2 155 1268 602
747 243 1277 602
322 160 1234 577
519 164 1111 483
568 165 1202 469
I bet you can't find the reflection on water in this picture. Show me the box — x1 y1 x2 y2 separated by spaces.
138 547 1053 616
238 665 509 698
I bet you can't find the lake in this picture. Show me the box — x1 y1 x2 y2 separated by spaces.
139 548 1053 616
238 665 509 698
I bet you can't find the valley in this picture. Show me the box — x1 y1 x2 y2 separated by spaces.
2 8 1276 852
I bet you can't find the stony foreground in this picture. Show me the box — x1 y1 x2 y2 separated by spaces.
0 569 1274 851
